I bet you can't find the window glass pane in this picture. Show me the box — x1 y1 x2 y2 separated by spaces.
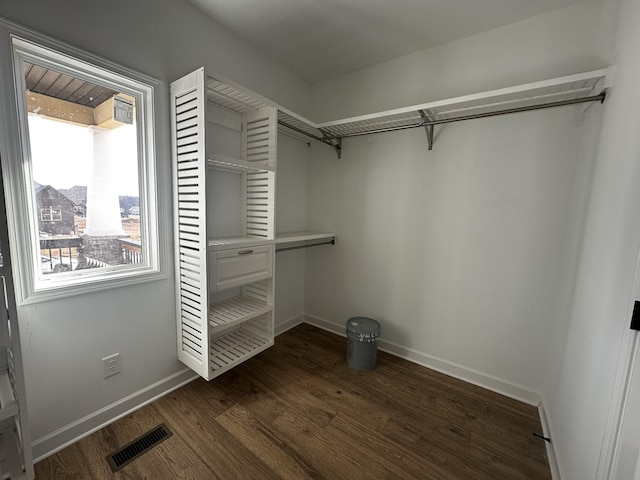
23 62 143 277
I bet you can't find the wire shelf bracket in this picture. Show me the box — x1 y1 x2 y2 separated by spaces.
419 110 435 151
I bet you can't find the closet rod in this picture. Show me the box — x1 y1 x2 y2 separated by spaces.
323 91 607 140
276 239 335 253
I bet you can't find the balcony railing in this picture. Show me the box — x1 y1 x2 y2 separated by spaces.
119 238 142 264
39 236 143 273
39 237 82 273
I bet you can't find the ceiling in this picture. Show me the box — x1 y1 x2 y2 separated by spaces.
189 0 586 84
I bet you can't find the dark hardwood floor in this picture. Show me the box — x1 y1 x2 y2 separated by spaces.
35 324 551 479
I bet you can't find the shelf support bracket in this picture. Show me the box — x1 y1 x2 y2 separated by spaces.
330 137 342 159
318 129 342 159
419 110 434 150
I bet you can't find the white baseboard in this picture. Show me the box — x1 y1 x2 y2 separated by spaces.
32 368 198 462
539 401 563 480
275 313 304 336
304 314 541 406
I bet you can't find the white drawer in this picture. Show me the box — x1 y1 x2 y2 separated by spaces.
209 245 273 291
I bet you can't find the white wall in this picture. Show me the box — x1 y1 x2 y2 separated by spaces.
274 133 310 332
310 0 605 122
612 332 640 480
304 106 590 401
542 0 640 477
0 0 310 459
304 0 606 402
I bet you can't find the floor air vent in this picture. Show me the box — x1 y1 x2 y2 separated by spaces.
106 423 173 472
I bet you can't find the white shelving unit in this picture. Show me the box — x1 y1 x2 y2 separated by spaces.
171 67 277 381
0 272 33 478
170 68 339 381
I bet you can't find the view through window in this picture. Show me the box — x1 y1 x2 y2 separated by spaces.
24 62 143 275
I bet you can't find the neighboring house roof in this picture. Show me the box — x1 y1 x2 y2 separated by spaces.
59 185 87 206
34 184 86 206
35 184 75 206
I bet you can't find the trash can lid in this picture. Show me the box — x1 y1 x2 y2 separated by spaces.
346 317 380 335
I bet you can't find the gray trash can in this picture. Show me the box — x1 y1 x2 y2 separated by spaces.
346 317 381 371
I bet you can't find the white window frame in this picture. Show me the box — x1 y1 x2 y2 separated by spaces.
0 22 167 304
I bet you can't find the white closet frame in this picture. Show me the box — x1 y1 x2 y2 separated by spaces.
170 65 610 381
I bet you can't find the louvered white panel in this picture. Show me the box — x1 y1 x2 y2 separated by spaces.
245 170 274 239
243 107 277 168
181 319 204 359
171 68 210 379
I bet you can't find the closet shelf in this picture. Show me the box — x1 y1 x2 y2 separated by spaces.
279 68 613 155
205 76 271 115
209 296 272 329
208 236 274 251
0 369 18 422
278 109 343 158
209 322 273 376
275 231 335 252
208 154 275 173
276 231 334 244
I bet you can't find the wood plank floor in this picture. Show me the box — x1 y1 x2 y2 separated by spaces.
35 324 551 479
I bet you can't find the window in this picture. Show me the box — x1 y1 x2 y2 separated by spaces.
0 34 165 304
40 207 62 222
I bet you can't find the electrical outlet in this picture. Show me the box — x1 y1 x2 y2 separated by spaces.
102 353 121 378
